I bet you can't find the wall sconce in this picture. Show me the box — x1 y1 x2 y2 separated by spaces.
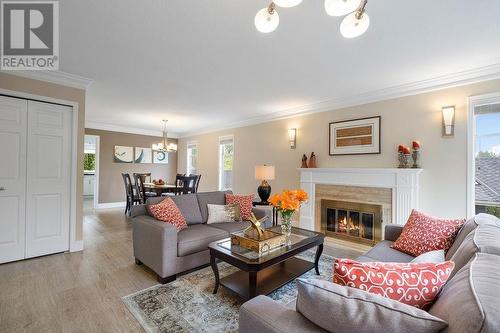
288 128 297 149
442 106 455 137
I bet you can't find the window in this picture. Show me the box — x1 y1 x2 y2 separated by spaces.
218 135 234 190
469 95 500 218
187 141 198 175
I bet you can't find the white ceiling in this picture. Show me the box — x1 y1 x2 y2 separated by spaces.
57 0 500 137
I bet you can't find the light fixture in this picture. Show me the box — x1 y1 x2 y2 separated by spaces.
325 0 362 17
274 0 302 8
255 165 276 203
288 128 297 149
442 106 455 137
152 120 177 152
340 0 369 38
255 3 280 33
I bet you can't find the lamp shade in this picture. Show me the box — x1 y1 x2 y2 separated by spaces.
274 0 302 8
255 7 280 33
340 11 370 38
324 0 362 17
255 165 275 180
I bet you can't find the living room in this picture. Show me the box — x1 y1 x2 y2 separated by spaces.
0 1 500 332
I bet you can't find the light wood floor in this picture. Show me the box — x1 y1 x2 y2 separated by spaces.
0 204 363 332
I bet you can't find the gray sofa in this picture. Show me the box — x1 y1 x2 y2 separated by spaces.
240 213 500 333
131 190 271 283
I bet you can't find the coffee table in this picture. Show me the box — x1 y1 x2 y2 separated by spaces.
208 226 324 300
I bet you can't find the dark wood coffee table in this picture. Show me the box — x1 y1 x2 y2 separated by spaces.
208 226 324 300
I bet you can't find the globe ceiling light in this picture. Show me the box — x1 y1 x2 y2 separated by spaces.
339 0 369 38
324 0 362 17
255 3 280 33
274 0 302 8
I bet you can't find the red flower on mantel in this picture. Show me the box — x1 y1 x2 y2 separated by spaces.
412 140 421 149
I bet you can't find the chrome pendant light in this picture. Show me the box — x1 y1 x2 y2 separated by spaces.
152 120 177 153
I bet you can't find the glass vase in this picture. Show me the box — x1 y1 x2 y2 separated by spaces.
281 214 293 243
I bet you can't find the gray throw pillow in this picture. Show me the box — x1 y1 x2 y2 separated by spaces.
411 249 445 263
296 278 447 333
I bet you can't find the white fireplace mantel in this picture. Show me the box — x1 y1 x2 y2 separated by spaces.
298 168 423 231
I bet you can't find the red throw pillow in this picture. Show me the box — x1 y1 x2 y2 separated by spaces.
225 194 254 220
391 210 465 257
333 258 454 310
148 198 188 231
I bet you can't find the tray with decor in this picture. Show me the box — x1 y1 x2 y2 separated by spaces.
230 229 286 255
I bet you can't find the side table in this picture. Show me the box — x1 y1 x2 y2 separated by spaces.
252 201 278 227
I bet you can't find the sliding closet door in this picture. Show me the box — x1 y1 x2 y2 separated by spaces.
25 101 72 258
0 96 27 263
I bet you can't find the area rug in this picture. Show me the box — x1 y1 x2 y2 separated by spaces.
122 250 334 333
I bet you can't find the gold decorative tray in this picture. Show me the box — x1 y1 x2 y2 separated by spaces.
231 229 286 254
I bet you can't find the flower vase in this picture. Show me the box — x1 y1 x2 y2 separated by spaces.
281 215 293 243
412 149 420 168
398 152 411 168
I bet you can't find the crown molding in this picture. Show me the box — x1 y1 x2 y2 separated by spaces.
180 62 500 138
85 121 180 139
2 70 93 90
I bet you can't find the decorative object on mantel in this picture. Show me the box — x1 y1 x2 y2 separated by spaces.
255 0 370 39
397 144 411 168
269 189 309 243
411 140 421 168
308 152 317 168
301 154 308 168
329 116 381 155
255 165 275 204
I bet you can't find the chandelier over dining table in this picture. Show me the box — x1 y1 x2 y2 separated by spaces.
254 0 370 38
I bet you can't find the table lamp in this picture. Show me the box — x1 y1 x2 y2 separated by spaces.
255 165 275 203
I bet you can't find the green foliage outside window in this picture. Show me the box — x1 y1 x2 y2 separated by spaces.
486 206 500 218
84 153 96 171
223 144 233 171
477 151 499 158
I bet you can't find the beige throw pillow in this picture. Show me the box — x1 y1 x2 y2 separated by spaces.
207 204 241 224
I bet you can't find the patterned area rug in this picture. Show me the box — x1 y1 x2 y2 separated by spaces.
122 251 334 333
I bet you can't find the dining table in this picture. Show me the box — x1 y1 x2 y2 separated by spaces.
143 182 178 195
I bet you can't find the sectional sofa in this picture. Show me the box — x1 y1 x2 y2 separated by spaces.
131 191 271 283
240 213 500 333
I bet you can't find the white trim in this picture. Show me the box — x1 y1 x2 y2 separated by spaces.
84 134 100 209
467 92 500 218
181 63 500 138
186 140 199 175
0 87 82 253
70 240 83 252
2 70 93 90
85 120 180 139
96 202 126 209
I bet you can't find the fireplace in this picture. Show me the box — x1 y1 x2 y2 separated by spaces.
320 200 382 245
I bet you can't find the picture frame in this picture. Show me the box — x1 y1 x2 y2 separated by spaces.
153 151 169 164
134 147 152 164
114 145 134 163
329 116 381 155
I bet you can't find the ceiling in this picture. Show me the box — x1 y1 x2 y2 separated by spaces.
57 0 500 137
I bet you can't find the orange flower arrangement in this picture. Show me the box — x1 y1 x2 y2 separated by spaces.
269 189 309 226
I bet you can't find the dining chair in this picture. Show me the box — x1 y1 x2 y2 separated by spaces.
189 174 201 193
122 173 140 216
133 173 158 204
177 175 198 195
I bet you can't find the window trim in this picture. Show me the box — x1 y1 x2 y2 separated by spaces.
186 140 198 175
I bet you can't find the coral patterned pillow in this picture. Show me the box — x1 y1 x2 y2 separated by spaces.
225 194 254 220
148 198 188 231
391 210 465 257
333 258 454 310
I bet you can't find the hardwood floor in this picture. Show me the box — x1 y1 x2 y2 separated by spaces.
0 204 363 332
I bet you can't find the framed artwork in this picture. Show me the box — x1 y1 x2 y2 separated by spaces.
153 151 169 164
114 145 134 163
135 147 152 164
329 116 381 155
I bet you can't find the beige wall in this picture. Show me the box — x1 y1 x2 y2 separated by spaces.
0 72 86 241
85 128 178 204
178 79 500 220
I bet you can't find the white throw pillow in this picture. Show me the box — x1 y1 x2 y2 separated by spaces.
206 204 240 224
411 249 445 263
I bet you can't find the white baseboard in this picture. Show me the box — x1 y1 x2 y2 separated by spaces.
96 201 126 209
70 240 84 252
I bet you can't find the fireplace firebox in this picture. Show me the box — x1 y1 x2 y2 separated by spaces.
320 200 382 245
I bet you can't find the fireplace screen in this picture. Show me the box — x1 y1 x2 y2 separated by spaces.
322 200 382 245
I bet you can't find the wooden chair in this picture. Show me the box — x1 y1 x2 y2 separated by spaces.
177 175 198 195
162 173 186 196
122 173 140 216
133 173 158 204
189 174 201 193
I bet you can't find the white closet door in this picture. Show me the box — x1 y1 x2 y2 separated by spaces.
0 96 27 264
25 101 72 258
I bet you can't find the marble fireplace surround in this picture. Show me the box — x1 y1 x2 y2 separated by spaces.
298 168 423 237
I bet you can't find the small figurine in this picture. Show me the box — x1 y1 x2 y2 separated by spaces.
308 152 317 168
244 213 267 239
412 140 421 168
301 154 308 168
